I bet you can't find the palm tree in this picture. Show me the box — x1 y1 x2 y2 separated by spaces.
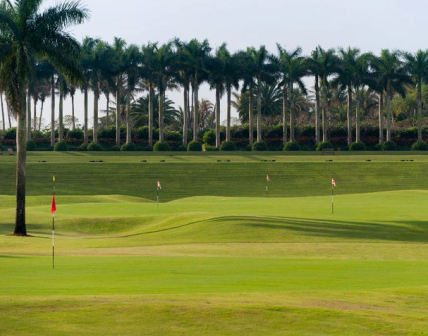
247 46 276 142
403 50 428 141
274 45 307 143
0 91 5 130
0 0 88 235
335 47 360 145
140 42 158 146
177 39 211 141
307 48 322 144
372 50 411 142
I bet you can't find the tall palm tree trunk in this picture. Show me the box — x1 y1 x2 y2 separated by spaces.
115 79 121 147
290 86 295 142
148 85 153 146
355 88 361 143
7 100 12 129
386 89 392 142
347 86 352 145
27 90 31 140
248 85 254 145
39 100 44 131
321 84 327 142
84 87 88 144
159 90 165 142
315 76 321 144
193 80 199 141
14 91 27 236
50 75 55 146
256 78 262 142
93 87 99 143
215 85 221 148
226 88 231 142
379 92 383 144
126 87 131 144
417 83 422 141
282 85 288 144
59 89 64 142
33 98 37 133
183 85 188 146
105 94 110 128
71 95 75 130
1 92 5 131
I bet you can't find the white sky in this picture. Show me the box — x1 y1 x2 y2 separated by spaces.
5 0 427 128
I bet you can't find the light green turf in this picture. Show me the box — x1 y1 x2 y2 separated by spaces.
1 153 428 335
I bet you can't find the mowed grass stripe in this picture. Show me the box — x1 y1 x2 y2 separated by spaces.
1 161 428 200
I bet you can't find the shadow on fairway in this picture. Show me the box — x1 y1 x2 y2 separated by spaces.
206 216 428 243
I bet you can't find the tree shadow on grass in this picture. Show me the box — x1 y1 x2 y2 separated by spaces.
205 216 428 243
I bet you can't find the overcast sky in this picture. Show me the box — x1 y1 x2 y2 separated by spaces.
8 0 427 129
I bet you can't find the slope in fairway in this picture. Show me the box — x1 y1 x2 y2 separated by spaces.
1 154 428 335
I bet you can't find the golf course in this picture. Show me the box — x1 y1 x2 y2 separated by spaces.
1 152 428 335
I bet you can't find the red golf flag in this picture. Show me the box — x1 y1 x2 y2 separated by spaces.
332 179 337 187
51 194 56 214
266 175 270 182
157 181 161 190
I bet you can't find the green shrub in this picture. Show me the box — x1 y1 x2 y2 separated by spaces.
121 142 137 151
316 141 333 151
26 140 36 151
177 145 186 151
203 130 216 146
166 131 182 142
245 144 252 151
187 140 202 151
373 143 382 151
54 141 68 151
283 140 300 151
153 141 171 151
87 142 103 151
203 144 219 151
144 145 153 152
220 141 236 151
252 141 268 151
411 141 428 151
78 143 88 151
4 128 16 139
111 145 120 151
68 129 84 139
382 141 396 151
349 141 366 151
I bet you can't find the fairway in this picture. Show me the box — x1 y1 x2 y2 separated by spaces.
1 153 428 335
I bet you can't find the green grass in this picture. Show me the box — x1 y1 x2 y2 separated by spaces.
1 153 428 335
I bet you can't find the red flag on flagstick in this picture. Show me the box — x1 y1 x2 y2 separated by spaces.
157 181 161 190
266 175 270 182
332 179 337 187
51 194 56 214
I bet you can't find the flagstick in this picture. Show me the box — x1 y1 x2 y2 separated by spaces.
331 183 334 215
157 187 159 210
266 184 268 197
52 180 55 269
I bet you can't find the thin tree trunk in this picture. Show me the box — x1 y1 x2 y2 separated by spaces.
50 75 55 146
7 100 12 129
115 78 121 147
106 94 110 128
0 92 5 131
417 82 422 141
183 85 188 146
315 76 321 144
355 88 361 143
379 92 383 144
321 84 327 142
249 85 254 145
215 85 221 148
84 87 89 145
148 84 153 146
33 98 37 134
27 90 31 141
159 90 164 142
59 88 64 142
39 100 44 131
347 86 352 145
93 86 99 143
193 77 199 141
256 78 262 142
14 91 27 235
226 87 231 142
126 86 131 144
71 95 75 130
188 87 191 133
386 89 392 142
290 84 295 142
282 85 288 144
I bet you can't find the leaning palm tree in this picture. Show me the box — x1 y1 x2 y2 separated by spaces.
403 50 428 141
0 0 88 236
